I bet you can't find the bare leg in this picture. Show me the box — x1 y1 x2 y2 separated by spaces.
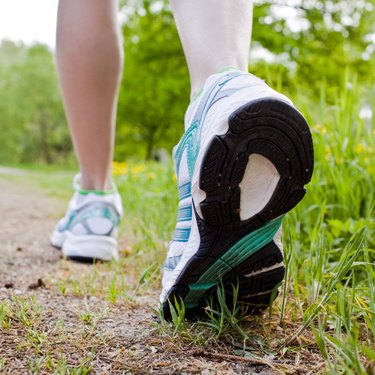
56 0 123 190
171 0 253 96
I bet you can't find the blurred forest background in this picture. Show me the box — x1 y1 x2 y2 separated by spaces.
0 0 374 164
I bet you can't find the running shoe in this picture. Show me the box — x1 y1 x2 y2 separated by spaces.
51 174 123 261
160 70 314 315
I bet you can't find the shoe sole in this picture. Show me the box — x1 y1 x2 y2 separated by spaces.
162 98 314 316
53 232 119 262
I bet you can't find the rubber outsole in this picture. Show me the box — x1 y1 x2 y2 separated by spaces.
52 244 109 263
162 98 314 317
51 232 118 263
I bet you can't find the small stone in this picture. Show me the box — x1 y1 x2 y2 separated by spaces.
28 278 46 290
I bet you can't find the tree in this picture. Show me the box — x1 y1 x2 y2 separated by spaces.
116 0 189 160
0 41 70 164
252 0 375 94
115 0 374 159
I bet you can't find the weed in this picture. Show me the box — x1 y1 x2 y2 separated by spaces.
200 283 249 341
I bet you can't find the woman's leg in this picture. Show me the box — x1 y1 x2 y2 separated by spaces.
171 0 253 96
56 0 123 190
52 0 123 262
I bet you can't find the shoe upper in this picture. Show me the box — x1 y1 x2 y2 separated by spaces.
163 72 240 273
51 175 123 247
55 192 122 237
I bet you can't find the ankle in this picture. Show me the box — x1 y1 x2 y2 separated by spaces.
189 64 248 99
79 172 113 192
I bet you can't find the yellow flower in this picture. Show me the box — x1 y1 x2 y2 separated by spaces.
130 164 146 174
112 161 127 176
147 172 156 180
355 144 365 154
324 146 332 156
172 174 177 182
313 124 327 134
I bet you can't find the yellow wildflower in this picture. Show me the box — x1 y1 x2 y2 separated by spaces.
313 124 327 134
355 144 365 154
112 161 127 176
131 164 146 174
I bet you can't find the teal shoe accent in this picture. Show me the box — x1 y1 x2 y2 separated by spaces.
178 182 191 200
173 227 191 242
78 188 117 196
177 206 193 222
184 217 283 307
174 72 243 179
174 120 199 177
68 204 120 230
58 202 120 237
217 66 241 74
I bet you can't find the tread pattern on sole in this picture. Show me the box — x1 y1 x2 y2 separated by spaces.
162 98 314 317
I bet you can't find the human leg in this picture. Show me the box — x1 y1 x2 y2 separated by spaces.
56 0 123 190
161 0 314 314
171 0 252 96
51 0 123 261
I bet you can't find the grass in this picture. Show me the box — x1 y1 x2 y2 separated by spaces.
0 78 374 373
0 294 114 374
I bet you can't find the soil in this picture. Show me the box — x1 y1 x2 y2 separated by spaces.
0 174 280 375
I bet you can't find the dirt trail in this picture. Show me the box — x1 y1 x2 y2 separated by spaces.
0 176 276 374
0 178 62 286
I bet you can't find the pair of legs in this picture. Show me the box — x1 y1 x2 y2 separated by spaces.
56 0 253 189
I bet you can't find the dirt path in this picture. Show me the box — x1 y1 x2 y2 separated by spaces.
0 176 278 374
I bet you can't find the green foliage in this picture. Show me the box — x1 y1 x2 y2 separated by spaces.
1 1 374 161
116 0 189 159
252 0 375 94
0 41 71 164
115 0 374 157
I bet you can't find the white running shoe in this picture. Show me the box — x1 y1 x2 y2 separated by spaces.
51 175 123 261
160 70 314 315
